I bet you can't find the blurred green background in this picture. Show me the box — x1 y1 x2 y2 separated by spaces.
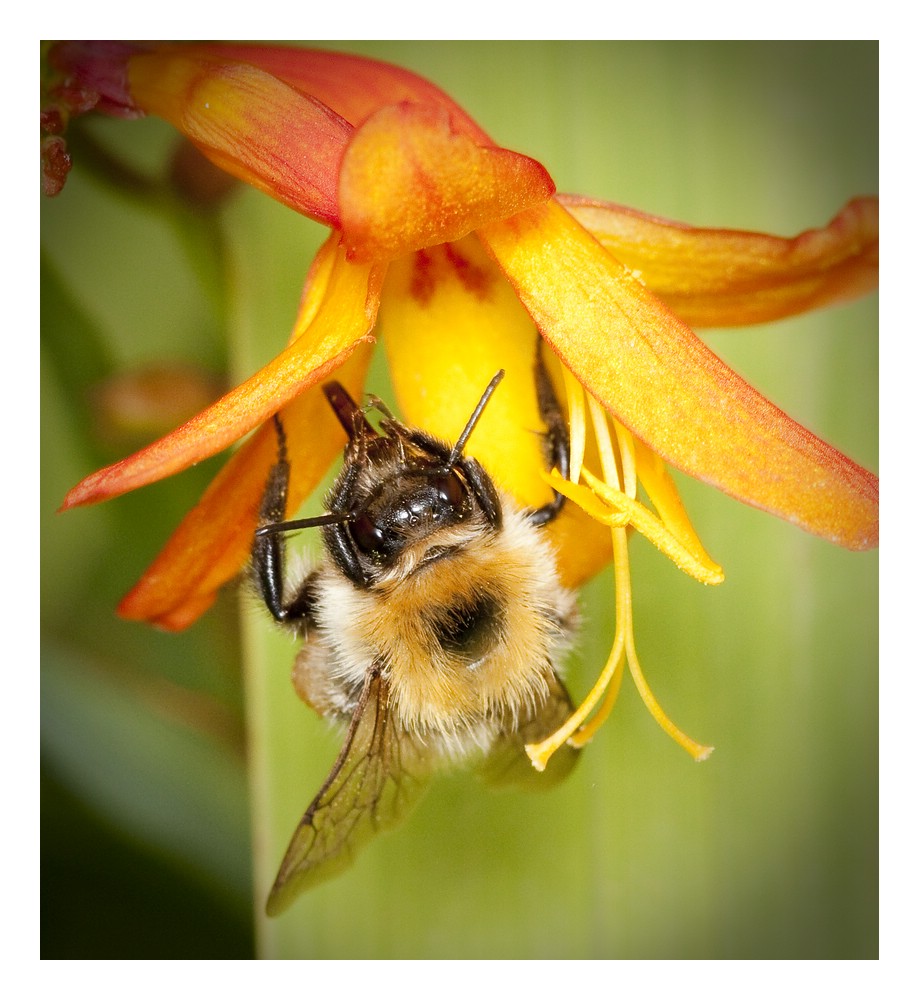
41 42 878 958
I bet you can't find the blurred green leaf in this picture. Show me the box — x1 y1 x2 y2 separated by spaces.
42 639 251 907
41 765 253 959
41 102 253 955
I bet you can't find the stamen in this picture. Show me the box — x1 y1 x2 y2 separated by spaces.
565 537 628 747
587 394 621 491
526 383 716 770
572 407 635 746
526 622 625 768
527 394 626 771
541 471 629 527
613 420 637 501
561 365 586 486
609 530 714 761
579 469 724 586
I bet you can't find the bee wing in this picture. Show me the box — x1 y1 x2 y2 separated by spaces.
266 667 429 915
480 668 580 790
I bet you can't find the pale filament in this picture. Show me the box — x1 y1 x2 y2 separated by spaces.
526 379 714 771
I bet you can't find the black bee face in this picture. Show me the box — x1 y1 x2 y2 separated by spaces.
323 413 502 587
347 465 471 560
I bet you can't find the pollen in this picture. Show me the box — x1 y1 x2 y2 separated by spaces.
526 374 718 770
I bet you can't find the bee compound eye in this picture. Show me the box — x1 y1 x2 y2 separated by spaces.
349 512 387 555
432 470 467 512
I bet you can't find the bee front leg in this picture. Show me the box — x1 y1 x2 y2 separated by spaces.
252 417 317 627
528 348 570 528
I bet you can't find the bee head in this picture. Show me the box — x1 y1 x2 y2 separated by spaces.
346 465 470 557
322 374 506 588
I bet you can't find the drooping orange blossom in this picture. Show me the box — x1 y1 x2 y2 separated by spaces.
47 43 879 765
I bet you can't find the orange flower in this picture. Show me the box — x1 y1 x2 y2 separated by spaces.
49 42 878 760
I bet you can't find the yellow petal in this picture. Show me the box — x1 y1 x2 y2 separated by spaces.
61 240 384 510
339 103 554 262
479 199 878 551
630 437 724 584
379 236 611 586
381 238 549 503
560 195 879 328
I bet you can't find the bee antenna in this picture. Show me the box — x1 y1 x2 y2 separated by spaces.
255 510 352 538
447 370 505 465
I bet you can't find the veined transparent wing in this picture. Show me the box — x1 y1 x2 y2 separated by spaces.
266 667 430 915
479 668 580 790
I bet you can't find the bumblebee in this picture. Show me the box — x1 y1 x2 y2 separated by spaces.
253 359 578 914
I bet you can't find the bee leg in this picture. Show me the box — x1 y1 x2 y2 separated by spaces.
528 347 570 527
322 458 371 587
252 416 317 626
460 456 503 528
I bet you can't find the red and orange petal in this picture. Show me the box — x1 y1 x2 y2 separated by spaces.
118 420 281 630
50 43 511 233
61 240 384 512
119 346 373 630
560 194 879 328
126 47 353 227
187 43 493 142
479 199 878 551
338 102 555 262
51 42 356 226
